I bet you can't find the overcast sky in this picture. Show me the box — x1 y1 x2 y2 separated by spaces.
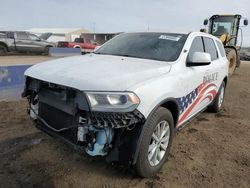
1 0 250 46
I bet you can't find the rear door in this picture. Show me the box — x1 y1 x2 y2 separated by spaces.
15 32 32 52
215 39 228 82
203 37 224 96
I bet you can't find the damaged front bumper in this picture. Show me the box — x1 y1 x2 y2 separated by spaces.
23 78 145 164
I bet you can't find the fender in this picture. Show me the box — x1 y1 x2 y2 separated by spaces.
132 97 180 165
0 42 9 52
73 45 81 48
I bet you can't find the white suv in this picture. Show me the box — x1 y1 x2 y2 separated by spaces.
23 32 228 177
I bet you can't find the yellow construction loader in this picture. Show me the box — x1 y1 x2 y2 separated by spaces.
203 14 248 75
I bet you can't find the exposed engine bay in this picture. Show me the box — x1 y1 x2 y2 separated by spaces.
23 78 145 163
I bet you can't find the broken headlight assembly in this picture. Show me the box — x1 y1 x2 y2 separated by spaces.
85 92 140 112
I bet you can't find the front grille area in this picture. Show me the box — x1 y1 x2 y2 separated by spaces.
88 111 144 129
39 102 74 130
28 79 145 135
38 102 78 143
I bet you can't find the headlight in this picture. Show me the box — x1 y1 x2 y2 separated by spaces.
85 92 140 112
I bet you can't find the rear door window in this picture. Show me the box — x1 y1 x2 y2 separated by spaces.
16 32 29 40
215 40 226 57
74 38 84 43
203 37 218 61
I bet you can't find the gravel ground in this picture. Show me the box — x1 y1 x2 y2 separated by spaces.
0 59 249 188
0 55 56 66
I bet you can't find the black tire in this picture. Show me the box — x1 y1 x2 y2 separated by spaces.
135 107 174 177
225 48 237 76
0 44 7 56
43 46 50 55
208 81 226 113
236 51 241 68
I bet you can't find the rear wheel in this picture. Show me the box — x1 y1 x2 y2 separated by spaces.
208 81 226 113
135 107 174 177
0 44 7 56
226 48 237 76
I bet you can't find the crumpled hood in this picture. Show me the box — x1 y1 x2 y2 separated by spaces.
25 54 171 91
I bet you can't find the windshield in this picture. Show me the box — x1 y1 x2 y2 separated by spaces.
211 16 237 36
39 33 52 40
95 33 187 62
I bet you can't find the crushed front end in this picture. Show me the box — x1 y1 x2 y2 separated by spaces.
22 77 145 164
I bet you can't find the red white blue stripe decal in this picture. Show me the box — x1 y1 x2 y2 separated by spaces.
176 82 217 126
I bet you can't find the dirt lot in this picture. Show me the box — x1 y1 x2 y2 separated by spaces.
0 61 250 188
0 55 56 66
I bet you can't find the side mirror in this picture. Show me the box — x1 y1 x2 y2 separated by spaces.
203 19 208 26
36 38 41 41
244 19 248 26
187 52 211 66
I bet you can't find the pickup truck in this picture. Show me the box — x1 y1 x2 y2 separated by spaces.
23 32 228 177
0 31 55 55
57 37 98 53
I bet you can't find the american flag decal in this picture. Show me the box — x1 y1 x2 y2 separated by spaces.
177 88 198 114
176 82 217 126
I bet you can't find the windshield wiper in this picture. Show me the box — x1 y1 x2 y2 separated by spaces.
108 53 141 58
94 52 144 59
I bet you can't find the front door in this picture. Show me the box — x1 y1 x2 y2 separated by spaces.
28 33 45 52
177 36 212 125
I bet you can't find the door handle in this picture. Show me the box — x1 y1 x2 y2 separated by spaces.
205 69 210 74
205 69 210 72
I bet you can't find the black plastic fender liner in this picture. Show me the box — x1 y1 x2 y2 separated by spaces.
104 110 146 164
105 123 144 164
131 97 179 165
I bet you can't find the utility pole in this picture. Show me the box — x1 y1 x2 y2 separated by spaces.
93 22 96 33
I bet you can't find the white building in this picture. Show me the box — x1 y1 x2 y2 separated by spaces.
26 28 89 43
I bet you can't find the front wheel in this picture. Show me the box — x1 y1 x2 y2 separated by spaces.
135 107 174 177
43 46 50 55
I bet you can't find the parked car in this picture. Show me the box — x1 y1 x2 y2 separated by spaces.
22 32 228 177
57 37 98 53
0 31 55 55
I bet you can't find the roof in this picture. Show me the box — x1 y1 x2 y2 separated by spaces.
26 28 89 34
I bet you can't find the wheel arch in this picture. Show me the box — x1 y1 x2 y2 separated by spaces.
160 99 180 127
0 42 9 51
73 45 81 48
45 45 53 49
132 97 180 165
